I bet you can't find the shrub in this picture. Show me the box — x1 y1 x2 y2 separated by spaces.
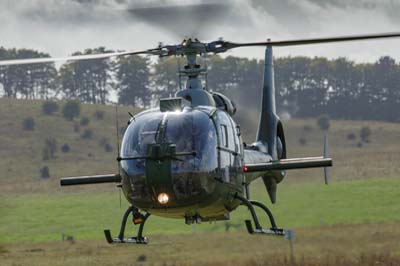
303 124 313 132
61 143 71 153
99 137 113 152
360 126 372 143
22 117 35 131
73 122 80 133
137 255 147 262
104 143 113 152
42 137 57 160
99 137 109 147
42 101 59 115
40 166 50 178
317 115 330 131
80 116 90 126
299 137 307 146
94 110 105 120
347 132 356 141
62 100 81 121
81 128 93 139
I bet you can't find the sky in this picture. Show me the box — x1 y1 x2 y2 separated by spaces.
1 0 400 63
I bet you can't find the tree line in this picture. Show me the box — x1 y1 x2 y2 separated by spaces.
1 46 400 122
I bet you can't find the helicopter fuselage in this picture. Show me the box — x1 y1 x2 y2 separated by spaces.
120 103 245 221
119 93 282 222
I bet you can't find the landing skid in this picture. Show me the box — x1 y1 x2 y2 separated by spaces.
104 206 150 244
235 193 287 236
104 230 148 244
244 220 286 236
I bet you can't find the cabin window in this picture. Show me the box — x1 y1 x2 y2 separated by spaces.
220 124 228 147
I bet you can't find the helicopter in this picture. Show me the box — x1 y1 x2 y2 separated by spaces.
3 28 400 244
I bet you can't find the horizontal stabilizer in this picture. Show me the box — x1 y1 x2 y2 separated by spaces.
245 157 332 172
60 174 121 186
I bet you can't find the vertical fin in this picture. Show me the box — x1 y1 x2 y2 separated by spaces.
262 176 277 204
256 45 279 160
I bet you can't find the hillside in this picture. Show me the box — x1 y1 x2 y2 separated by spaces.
0 98 399 194
0 98 140 194
1 98 399 264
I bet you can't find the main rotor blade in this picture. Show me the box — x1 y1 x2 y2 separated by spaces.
0 49 159 66
227 32 400 49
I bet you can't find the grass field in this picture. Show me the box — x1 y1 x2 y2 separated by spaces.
1 223 400 266
0 98 399 265
1 178 399 243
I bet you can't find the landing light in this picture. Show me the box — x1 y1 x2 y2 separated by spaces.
157 193 169 204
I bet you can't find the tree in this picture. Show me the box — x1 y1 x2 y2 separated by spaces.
22 117 35 131
116 56 151 107
80 116 90 126
208 55 242 93
57 47 113 104
0 48 57 99
40 166 50 178
81 128 93 139
61 143 71 153
360 126 372 143
42 101 59 115
153 57 179 99
42 137 57 160
62 100 81 121
317 115 330 131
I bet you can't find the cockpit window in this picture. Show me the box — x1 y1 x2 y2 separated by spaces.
121 112 164 157
164 113 195 152
165 111 218 174
121 109 218 179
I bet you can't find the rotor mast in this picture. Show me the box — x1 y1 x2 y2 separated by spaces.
176 38 208 90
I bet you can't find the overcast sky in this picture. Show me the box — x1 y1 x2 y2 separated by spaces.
1 0 400 62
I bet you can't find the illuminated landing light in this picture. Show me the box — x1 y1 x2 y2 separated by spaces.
157 193 169 204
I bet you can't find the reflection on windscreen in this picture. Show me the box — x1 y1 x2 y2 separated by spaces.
121 110 218 176
120 109 220 199
122 113 163 157
139 130 157 152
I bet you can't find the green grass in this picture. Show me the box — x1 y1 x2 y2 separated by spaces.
1 224 400 266
1 177 399 243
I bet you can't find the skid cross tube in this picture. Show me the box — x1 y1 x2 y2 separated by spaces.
137 213 151 240
104 206 151 244
249 200 277 229
235 193 286 236
117 206 134 240
234 193 263 231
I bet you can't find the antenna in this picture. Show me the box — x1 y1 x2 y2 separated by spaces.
115 103 122 208
177 57 182 90
323 133 329 185
203 53 208 90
